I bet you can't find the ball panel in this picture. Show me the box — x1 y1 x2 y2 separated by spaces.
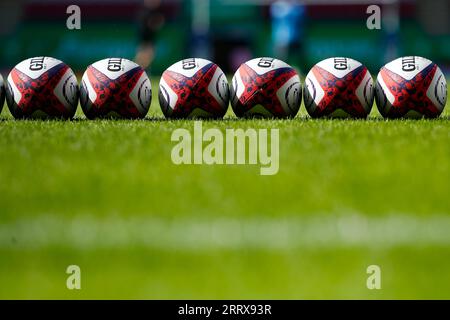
276 74 302 116
90 58 140 81
426 66 447 113
244 57 291 76
374 74 394 117
80 73 96 114
383 56 433 81
304 72 324 115
158 77 177 117
14 57 63 80
231 68 245 104
129 72 152 115
167 58 212 78
315 57 363 79
207 66 229 109
53 69 79 114
355 71 374 114
5 73 21 112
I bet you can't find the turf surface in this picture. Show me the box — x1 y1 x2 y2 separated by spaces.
0 82 449 299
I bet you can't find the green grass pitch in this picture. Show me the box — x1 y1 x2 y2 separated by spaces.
0 80 449 299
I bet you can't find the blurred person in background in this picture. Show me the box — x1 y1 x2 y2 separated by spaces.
270 0 305 63
135 0 166 69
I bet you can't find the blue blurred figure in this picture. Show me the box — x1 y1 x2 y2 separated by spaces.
271 0 305 62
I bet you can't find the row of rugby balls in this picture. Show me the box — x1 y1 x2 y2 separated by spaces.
0 56 447 119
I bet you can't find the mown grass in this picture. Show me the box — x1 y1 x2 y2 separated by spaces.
0 85 448 299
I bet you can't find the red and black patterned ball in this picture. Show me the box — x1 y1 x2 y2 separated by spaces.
80 58 152 119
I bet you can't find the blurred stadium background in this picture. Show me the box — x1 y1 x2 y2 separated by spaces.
0 0 449 75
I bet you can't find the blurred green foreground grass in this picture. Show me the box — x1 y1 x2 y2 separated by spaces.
0 85 448 299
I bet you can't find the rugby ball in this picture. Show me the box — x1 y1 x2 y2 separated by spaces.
159 58 229 119
375 56 447 118
230 57 302 118
0 74 4 114
304 57 374 118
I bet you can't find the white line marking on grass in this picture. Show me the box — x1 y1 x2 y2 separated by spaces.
0 214 450 251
